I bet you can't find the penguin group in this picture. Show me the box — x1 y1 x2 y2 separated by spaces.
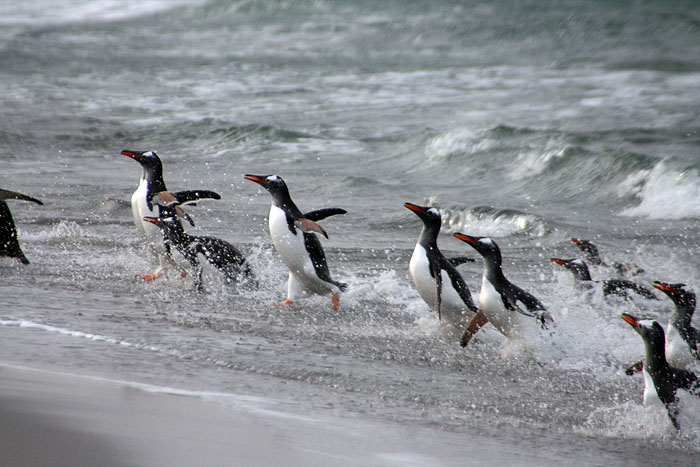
4 149 698 432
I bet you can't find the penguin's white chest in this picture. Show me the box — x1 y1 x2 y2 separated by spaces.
409 245 438 310
131 178 159 243
642 368 664 408
268 205 331 294
479 276 523 337
409 245 469 325
665 323 699 370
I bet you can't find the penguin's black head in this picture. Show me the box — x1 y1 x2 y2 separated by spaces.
454 233 502 264
571 238 599 257
550 258 592 281
244 174 289 198
653 282 696 311
404 203 441 228
122 150 162 173
621 313 666 346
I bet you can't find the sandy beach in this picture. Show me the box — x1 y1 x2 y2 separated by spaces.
2 363 698 467
1 365 353 467
0 364 502 467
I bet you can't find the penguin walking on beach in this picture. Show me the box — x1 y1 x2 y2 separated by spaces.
549 257 657 300
404 203 487 343
244 174 346 310
0 189 43 265
454 233 551 345
121 150 220 280
621 313 700 430
143 209 256 292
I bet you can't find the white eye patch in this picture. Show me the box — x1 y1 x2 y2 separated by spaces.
144 151 155 157
571 259 585 266
638 319 657 328
428 208 439 216
479 238 494 246
268 175 280 182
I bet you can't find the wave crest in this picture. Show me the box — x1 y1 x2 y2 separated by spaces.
619 161 700 219
438 205 549 238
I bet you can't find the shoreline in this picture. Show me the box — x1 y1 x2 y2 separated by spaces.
1 363 698 467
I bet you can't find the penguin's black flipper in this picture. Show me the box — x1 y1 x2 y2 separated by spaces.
501 283 551 327
0 189 43 205
304 208 347 222
603 279 658 300
169 190 221 205
448 256 475 267
440 258 478 313
433 262 443 321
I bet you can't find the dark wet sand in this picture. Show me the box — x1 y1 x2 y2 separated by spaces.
0 365 357 467
2 364 698 467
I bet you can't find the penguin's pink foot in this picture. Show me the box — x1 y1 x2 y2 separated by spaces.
138 270 165 281
332 293 340 311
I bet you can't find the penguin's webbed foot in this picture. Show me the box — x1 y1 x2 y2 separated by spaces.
138 269 165 281
275 299 294 308
461 310 489 347
332 292 340 311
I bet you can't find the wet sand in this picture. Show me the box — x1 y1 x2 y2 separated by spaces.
1 364 697 467
0 365 360 467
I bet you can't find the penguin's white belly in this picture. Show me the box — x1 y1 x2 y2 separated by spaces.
409 245 439 310
409 245 470 325
408 244 468 325
642 367 664 408
666 324 699 370
479 276 525 338
131 179 160 245
268 205 334 296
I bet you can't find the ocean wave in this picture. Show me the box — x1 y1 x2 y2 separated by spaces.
437 204 549 238
419 124 693 211
619 161 700 220
0 0 204 26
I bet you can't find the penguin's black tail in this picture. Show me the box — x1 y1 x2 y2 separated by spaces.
336 281 348 292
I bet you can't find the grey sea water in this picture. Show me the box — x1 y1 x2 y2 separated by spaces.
2 1 700 464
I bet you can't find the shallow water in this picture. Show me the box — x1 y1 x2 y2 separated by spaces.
2 1 700 464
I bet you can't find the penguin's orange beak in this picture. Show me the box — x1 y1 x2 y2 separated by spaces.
550 258 567 265
571 238 583 246
454 233 477 245
121 150 142 160
621 313 640 329
652 281 678 294
404 203 426 214
142 217 163 226
244 174 268 186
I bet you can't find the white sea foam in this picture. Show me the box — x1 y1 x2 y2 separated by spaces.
439 206 547 237
0 0 204 25
619 161 700 219
0 318 159 352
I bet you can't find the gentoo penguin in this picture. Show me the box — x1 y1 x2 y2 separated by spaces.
404 203 487 344
143 212 256 292
244 174 346 310
121 150 220 280
0 189 43 264
550 258 657 300
621 313 700 430
570 238 643 277
653 282 699 369
454 233 551 343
